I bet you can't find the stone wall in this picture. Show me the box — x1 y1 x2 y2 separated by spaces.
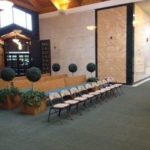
97 6 127 83
134 4 150 82
40 10 95 77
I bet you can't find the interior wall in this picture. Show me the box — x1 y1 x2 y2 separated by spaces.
0 46 4 70
97 6 127 83
134 4 150 82
39 10 95 77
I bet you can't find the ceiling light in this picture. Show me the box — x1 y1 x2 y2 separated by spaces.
12 38 19 43
0 0 14 10
86 25 96 31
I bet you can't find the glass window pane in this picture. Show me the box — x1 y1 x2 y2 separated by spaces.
0 8 13 28
13 8 26 28
26 14 32 31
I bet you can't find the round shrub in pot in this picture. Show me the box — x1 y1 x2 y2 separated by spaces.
86 63 96 77
0 68 21 109
26 67 41 90
52 63 60 73
1 67 15 84
68 64 78 75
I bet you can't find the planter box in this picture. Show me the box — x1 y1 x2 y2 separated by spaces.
0 95 21 110
21 100 47 115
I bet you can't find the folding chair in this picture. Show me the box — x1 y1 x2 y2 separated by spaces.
48 92 70 122
60 89 80 113
77 85 95 104
70 87 88 108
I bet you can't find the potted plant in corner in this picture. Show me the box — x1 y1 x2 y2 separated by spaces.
68 63 78 76
86 63 98 82
21 67 47 115
0 67 21 109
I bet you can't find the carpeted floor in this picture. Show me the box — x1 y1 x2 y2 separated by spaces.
0 82 150 150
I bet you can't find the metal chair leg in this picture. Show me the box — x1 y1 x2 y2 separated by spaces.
48 108 52 122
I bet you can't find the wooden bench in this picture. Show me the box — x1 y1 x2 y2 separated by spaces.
64 75 86 87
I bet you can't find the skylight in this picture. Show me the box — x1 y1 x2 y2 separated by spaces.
0 7 32 31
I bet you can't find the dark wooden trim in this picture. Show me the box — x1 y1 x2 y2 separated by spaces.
95 4 126 12
95 10 98 77
126 3 134 85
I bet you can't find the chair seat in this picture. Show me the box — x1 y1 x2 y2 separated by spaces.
74 97 87 101
110 85 116 88
94 90 102 93
53 103 69 108
64 100 78 104
82 94 94 98
104 87 111 91
89 92 99 95
100 89 107 93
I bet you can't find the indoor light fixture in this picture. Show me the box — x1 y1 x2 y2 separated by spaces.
86 25 96 31
0 0 14 10
51 0 70 13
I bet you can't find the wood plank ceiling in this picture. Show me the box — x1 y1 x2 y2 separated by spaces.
12 0 108 14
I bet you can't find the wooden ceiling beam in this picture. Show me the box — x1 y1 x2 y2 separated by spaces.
12 0 38 12
26 0 41 11
76 0 82 6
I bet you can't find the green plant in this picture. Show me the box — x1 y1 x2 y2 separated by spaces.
87 77 98 82
68 64 78 75
26 67 41 90
86 63 96 77
1 67 15 81
1 67 15 88
21 90 46 107
0 87 20 103
52 63 60 72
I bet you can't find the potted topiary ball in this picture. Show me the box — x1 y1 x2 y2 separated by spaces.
1 67 15 88
68 64 78 76
26 67 41 90
86 63 98 83
21 67 47 115
0 67 20 109
87 63 96 77
52 63 60 73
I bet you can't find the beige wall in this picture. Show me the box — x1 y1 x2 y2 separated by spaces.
97 6 127 83
40 11 95 77
134 4 150 82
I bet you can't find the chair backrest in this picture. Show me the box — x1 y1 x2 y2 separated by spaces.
102 79 108 84
91 82 98 88
70 87 79 95
49 92 61 101
60 89 71 97
84 83 92 90
97 80 102 86
77 85 86 92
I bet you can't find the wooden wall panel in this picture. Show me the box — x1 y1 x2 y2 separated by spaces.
97 6 127 83
0 46 4 70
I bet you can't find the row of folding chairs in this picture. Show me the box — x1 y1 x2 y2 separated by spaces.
47 77 123 122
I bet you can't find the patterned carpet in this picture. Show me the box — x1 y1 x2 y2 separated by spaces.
0 82 150 150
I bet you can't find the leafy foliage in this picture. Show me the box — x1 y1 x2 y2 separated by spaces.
86 63 96 73
1 67 15 82
68 64 78 74
52 63 60 72
26 67 41 82
0 87 20 103
87 77 98 82
21 90 46 107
